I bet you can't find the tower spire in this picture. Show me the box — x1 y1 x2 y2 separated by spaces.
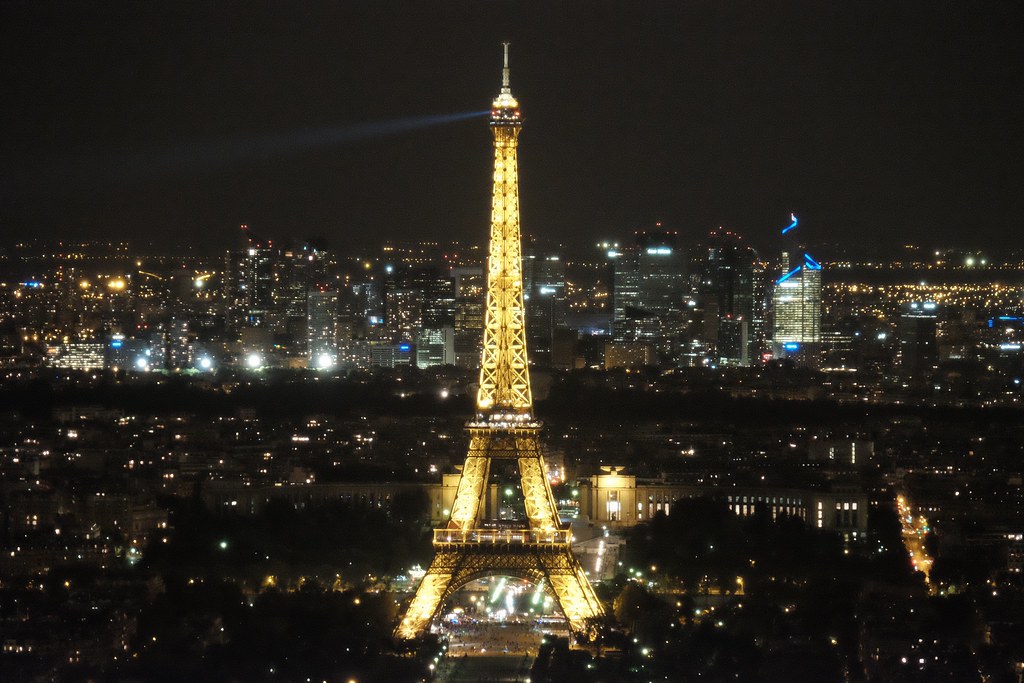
492 42 519 111
502 41 511 90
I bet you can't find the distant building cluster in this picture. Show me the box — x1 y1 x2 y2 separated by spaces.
1 235 1023 396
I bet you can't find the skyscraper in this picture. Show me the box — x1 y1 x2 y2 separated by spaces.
702 229 756 365
307 286 338 369
611 228 686 324
452 266 485 368
898 301 939 375
771 215 822 360
523 251 567 365
237 225 275 329
416 326 455 368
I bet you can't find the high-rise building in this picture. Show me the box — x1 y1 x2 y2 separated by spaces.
609 228 687 365
898 301 939 374
163 315 194 370
307 286 339 369
272 242 331 339
416 326 455 368
702 229 756 365
523 252 566 365
772 251 822 353
634 230 686 317
411 267 456 329
350 279 384 327
610 246 641 324
236 225 276 329
383 266 455 343
452 266 485 368
771 215 822 360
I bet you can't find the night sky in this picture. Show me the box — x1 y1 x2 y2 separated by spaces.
3 1 1022 256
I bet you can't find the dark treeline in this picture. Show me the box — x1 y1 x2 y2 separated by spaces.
4 369 1024 428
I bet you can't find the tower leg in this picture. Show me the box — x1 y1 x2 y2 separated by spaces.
542 549 605 639
395 566 455 640
517 451 560 532
448 451 490 530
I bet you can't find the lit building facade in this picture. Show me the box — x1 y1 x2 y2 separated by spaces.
523 252 567 365
612 229 686 324
307 287 339 369
772 250 822 352
771 215 822 360
578 468 868 536
416 326 455 368
898 301 939 374
702 229 756 365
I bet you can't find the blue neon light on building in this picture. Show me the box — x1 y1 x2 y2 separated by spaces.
776 266 802 285
783 342 801 352
399 343 411 352
803 253 821 270
781 213 798 235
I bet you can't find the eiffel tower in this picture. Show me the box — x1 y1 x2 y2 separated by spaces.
395 44 604 641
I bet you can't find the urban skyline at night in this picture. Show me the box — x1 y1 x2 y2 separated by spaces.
2 4 1024 681
4 2 1024 255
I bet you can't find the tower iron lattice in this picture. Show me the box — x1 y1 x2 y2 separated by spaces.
395 44 604 641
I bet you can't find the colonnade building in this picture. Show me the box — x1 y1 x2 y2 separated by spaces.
202 468 868 537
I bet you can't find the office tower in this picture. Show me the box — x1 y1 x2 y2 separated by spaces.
634 230 686 317
384 286 422 343
237 225 276 329
164 315 194 370
523 252 567 365
307 286 339 369
410 267 456 329
771 215 822 360
610 245 641 324
350 279 384 327
49 342 105 370
452 266 485 368
702 229 756 365
899 301 939 374
271 242 330 339
383 266 455 343
416 326 455 368
610 228 686 348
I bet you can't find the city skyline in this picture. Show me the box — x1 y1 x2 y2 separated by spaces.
3 6 1024 680
4 2 1024 255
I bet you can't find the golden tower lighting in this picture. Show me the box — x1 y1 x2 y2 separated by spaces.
395 44 604 641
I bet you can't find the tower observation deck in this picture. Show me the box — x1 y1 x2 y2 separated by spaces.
395 44 605 641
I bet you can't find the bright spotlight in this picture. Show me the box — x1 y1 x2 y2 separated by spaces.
317 353 333 370
135 357 148 370
198 357 213 371
246 353 262 369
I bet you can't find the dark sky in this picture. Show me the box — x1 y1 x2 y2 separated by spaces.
2 1 1022 256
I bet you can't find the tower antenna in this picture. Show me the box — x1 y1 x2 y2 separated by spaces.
501 42 511 91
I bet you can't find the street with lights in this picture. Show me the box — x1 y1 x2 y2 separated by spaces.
896 493 935 590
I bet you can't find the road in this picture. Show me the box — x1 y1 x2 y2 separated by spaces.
438 654 534 683
896 493 935 590
434 621 552 683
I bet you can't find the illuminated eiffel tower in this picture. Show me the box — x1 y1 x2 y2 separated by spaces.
395 44 604 641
